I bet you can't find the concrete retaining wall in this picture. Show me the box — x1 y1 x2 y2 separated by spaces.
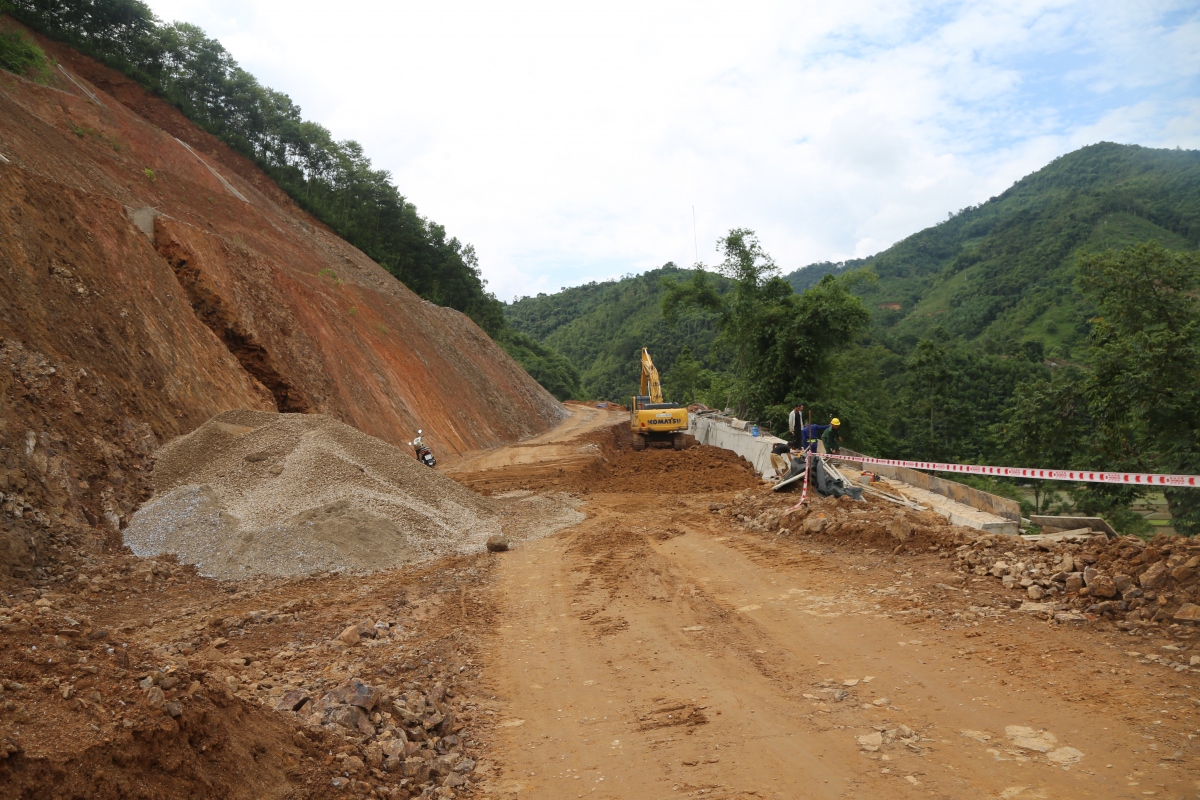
840 448 1021 523
690 420 1020 533
691 415 786 479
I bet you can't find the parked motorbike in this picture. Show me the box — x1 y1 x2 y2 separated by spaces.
409 430 436 468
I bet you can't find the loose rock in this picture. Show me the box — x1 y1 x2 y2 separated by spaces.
1005 726 1057 753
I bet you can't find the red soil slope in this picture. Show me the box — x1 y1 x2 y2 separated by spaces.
0 25 564 579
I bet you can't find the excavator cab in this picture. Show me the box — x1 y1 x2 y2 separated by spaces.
630 349 689 450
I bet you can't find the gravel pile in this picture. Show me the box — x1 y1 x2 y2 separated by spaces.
124 410 501 578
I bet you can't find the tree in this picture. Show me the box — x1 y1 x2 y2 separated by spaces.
661 228 869 419
493 329 581 400
1077 242 1200 534
906 338 949 438
1001 242 1199 535
661 346 712 404
997 366 1093 515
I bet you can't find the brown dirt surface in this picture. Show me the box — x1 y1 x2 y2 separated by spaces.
0 546 504 799
457 410 1200 799
3 405 1200 799
0 21 563 587
569 441 762 495
448 409 760 497
0 602 336 798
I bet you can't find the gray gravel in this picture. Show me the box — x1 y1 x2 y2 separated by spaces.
124 410 503 578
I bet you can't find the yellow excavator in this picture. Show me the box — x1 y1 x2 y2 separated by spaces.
630 347 689 451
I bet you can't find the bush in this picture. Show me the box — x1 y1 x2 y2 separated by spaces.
0 27 48 81
494 328 582 401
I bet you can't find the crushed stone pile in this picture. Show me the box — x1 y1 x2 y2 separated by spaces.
124 410 502 578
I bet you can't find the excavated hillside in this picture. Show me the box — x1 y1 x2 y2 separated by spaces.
0 26 563 579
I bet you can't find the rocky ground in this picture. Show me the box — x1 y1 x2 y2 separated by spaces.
0 546 503 798
724 485 1200 641
1 406 1199 799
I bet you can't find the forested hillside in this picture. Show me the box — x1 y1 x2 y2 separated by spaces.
505 144 1200 532
504 265 732 402
787 143 1200 356
1 0 578 397
509 142 1199 418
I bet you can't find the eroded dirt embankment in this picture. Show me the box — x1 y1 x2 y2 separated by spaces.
0 21 563 582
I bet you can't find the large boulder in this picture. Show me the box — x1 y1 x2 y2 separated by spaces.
1089 575 1118 599
323 704 374 736
1139 562 1168 590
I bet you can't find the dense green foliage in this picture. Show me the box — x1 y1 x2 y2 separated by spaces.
999 243 1200 534
0 21 48 80
662 229 870 424
491 328 581 401
505 265 731 402
787 143 1200 356
3 0 581 396
785 143 1200 470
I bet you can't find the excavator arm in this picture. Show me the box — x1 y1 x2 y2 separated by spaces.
640 347 664 403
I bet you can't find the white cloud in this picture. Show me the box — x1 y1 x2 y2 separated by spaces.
141 0 1200 300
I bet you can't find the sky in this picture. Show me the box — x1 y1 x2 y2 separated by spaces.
140 0 1200 302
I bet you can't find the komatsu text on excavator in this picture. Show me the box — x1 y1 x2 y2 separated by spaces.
630 347 689 451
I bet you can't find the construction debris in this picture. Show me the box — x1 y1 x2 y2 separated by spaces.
722 483 1200 635
1031 515 1119 539
1022 528 1108 545
861 484 927 510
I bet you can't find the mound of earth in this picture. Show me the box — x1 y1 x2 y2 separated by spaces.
573 442 762 494
124 411 501 578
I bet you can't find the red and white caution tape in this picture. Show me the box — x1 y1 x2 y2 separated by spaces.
786 452 813 512
825 453 1199 488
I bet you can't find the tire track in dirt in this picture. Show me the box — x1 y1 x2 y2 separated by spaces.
465 410 1200 799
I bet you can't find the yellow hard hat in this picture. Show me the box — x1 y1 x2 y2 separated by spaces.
831 418 841 426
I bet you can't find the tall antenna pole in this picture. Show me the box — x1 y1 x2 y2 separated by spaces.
692 205 699 265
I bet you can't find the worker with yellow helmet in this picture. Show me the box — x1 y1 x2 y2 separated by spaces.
820 417 842 454
795 417 841 454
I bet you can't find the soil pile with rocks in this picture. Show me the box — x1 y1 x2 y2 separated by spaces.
951 531 1200 630
0 582 340 797
720 488 965 550
124 411 501 578
721 486 1200 644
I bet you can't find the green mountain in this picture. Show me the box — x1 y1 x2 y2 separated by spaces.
504 266 733 402
506 143 1200 455
787 143 1200 357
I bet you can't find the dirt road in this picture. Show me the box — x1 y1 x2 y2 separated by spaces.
443 403 617 475
463 407 1200 799
4 404 1198 799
